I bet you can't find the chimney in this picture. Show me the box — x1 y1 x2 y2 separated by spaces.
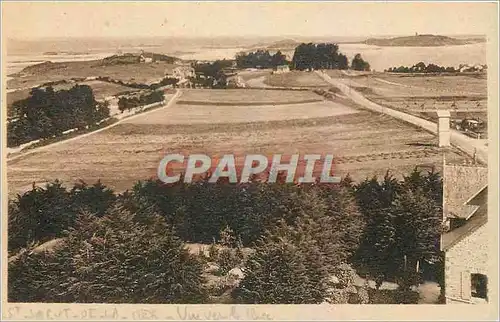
436 110 451 147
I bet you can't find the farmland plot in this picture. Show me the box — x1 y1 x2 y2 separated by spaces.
177 89 323 105
264 71 330 88
7 89 472 196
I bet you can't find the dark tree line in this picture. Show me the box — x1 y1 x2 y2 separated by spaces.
8 168 442 304
7 85 110 147
117 90 165 112
292 43 349 71
386 62 457 73
189 60 233 89
235 50 288 69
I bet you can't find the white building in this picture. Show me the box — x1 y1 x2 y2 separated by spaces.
273 65 290 74
172 66 196 80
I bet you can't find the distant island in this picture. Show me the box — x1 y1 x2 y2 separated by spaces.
363 34 486 47
43 51 91 56
247 38 302 51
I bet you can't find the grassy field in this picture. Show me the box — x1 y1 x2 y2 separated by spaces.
264 71 330 88
237 69 273 81
7 60 177 90
327 72 487 98
79 80 140 100
327 71 488 130
7 88 471 196
177 89 323 105
125 100 358 125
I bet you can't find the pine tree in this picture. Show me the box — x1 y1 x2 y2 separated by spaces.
8 180 76 253
9 207 208 303
234 236 320 304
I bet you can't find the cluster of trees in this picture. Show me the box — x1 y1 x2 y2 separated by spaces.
235 50 288 69
99 53 177 66
101 53 141 65
117 90 165 112
189 60 233 89
386 62 457 73
7 85 110 147
353 171 443 291
291 43 349 71
351 54 371 71
149 76 179 90
8 168 443 304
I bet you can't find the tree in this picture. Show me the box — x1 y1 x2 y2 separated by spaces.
8 180 76 253
70 180 116 217
390 188 442 290
9 208 208 303
234 236 325 304
271 51 287 67
353 169 443 288
351 54 371 71
292 43 350 71
7 84 108 147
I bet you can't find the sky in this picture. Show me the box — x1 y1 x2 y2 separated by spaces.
2 1 498 39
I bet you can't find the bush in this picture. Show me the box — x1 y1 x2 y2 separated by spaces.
9 209 207 303
216 248 241 275
234 236 327 304
8 181 76 253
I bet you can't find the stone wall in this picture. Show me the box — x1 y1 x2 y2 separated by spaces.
445 224 488 304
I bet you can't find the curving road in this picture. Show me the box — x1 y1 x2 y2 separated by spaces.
316 71 488 164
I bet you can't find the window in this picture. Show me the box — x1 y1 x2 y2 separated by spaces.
471 273 488 300
449 218 467 230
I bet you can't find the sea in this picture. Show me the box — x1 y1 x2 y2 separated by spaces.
5 37 487 76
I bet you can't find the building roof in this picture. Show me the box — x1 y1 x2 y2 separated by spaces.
443 164 488 219
441 164 488 251
441 197 487 251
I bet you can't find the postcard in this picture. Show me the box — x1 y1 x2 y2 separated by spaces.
1 1 498 320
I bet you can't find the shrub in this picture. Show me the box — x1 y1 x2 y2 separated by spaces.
8 181 76 253
234 236 327 304
216 248 241 275
9 209 207 303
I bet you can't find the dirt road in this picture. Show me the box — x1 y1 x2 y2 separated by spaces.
316 71 488 164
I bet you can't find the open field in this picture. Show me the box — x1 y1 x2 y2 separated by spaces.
79 80 140 100
326 72 488 133
327 72 487 97
6 89 32 107
264 71 330 88
177 89 323 105
7 60 177 90
7 88 472 196
237 69 273 81
125 101 358 125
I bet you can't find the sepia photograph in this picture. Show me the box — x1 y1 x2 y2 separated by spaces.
1 1 498 320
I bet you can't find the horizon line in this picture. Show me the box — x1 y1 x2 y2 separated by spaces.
7 33 487 42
